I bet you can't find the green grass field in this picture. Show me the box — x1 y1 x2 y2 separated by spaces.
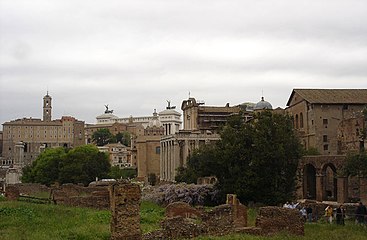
0 198 366 240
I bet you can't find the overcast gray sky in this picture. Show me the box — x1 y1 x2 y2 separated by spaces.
1 0 366 128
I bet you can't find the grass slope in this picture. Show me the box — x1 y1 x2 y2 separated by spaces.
1 198 367 240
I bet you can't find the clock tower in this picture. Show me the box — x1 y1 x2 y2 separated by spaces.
43 92 52 121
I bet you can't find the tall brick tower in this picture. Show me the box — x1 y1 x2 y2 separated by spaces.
43 92 52 122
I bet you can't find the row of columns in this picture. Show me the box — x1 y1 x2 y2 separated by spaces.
160 140 179 182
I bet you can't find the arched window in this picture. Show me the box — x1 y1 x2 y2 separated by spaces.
300 112 304 128
295 114 299 129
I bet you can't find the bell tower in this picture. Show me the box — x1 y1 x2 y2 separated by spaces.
43 92 52 121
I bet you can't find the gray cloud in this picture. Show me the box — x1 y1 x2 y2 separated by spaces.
1 0 367 127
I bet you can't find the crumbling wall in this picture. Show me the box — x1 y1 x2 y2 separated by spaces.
5 185 19 200
256 206 304 236
51 184 110 210
165 201 203 218
110 181 142 240
143 194 247 239
14 183 50 196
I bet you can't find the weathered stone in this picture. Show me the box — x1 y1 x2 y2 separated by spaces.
143 193 248 239
256 206 304 236
142 230 166 240
161 217 204 239
50 184 110 210
165 201 203 219
110 181 142 240
14 183 51 196
5 185 19 200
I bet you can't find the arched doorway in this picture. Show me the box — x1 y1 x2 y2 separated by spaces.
303 164 316 199
322 163 337 201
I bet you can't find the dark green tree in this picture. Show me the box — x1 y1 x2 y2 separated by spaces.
58 145 110 185
22 147 67 185
176 111 303 205
92 128 114 146
114 131 131 146
22 145 111 186
108 166 137 179
343 151 367 177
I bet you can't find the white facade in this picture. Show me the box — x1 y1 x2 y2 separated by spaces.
159 108 182 135
95 105 182 134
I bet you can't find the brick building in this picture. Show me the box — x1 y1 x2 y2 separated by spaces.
1 93 85 168
286 89 367 155
160 97 254 182
286 89 367 203
98 142 132 168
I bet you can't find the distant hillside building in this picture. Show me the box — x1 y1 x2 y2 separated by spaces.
98 142 132 168
134 103 182 183
286 89 367 203
160 97 254 182
1 93 85 168
86 102 182 183
286 89 367 155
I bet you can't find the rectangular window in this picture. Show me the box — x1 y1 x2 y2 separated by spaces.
323 119 328 125
323 135 328 142
323 144 329 151
155 146 160 154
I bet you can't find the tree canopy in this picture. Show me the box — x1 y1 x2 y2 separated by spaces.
176 111 303 205
92 128 131 146
343 151 367 177
92 128 114 146
22 145 111 186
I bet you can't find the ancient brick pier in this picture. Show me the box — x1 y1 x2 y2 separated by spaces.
110 181 142 240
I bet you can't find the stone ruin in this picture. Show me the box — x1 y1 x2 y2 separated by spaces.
254 207 304 236
6 182 304 239
4 185 20 201
110 181 142 240
142 194 248 240
51 183 110 210
109 185 305 239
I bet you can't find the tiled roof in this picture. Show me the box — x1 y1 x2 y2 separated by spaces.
287 89 367 106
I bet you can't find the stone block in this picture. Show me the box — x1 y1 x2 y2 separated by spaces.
256 206 304 236
110 181 142 240
165 201 203 219
5 185 19 200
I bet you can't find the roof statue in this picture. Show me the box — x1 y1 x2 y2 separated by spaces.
166 100 176 109
104 104 114 114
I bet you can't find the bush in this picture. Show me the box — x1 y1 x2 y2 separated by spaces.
142 183 220 206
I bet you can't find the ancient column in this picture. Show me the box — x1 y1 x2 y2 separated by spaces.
315 173 325 202
110 181 141 240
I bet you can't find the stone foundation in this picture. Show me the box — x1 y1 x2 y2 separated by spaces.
255 206 304 236
143 194 247 239
5 185 20 200
51 183 110 210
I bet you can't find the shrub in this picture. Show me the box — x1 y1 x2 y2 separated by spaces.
142 183 220 206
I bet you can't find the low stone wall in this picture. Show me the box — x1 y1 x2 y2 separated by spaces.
51 184 110 210
14 183 51 196
165 201 203 219
256 206 304 236
5 185 19 200
143 194 248 239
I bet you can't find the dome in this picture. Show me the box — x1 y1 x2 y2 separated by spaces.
254 97 273 110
